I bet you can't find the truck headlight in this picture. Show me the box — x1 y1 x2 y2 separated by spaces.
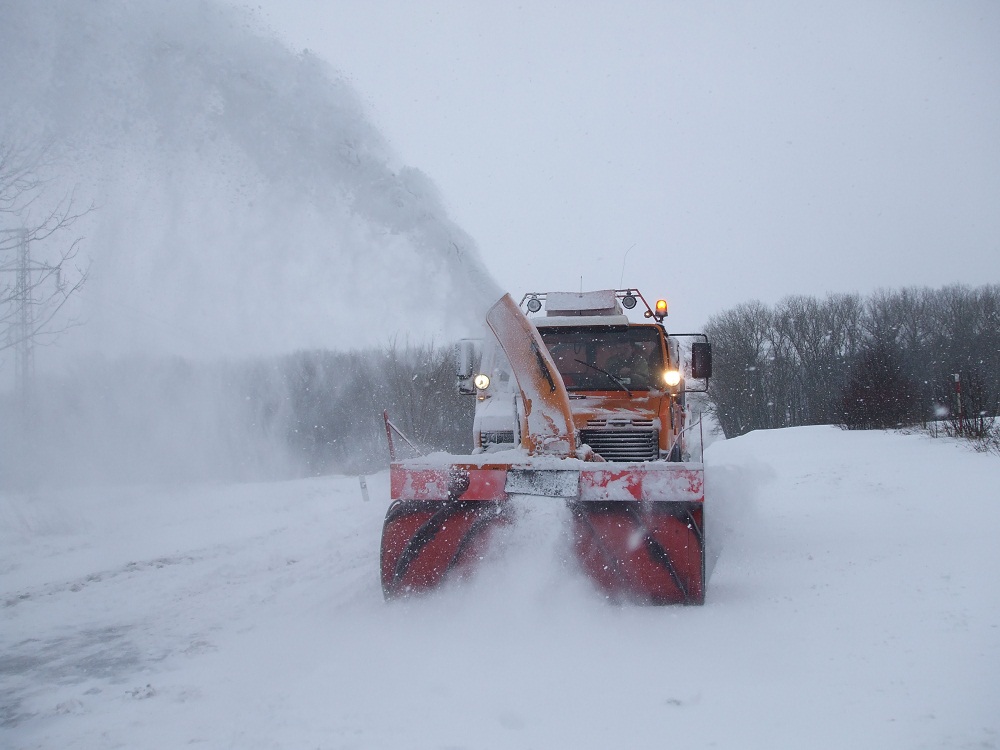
474 373 491 390
663 369 681 387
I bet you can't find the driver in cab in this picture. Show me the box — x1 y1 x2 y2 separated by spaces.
606 342 651 388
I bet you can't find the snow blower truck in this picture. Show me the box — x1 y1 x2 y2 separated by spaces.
380 289 712 604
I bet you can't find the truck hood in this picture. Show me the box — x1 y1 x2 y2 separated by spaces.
565 392 664 430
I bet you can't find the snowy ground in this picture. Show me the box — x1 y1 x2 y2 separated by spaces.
2 426 998 749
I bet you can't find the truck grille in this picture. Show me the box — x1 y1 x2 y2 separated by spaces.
480 430 515 448
580 428 658 462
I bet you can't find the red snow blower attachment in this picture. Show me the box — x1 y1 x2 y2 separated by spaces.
379 290 711 604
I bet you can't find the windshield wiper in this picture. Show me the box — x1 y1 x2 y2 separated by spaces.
574 359 632 396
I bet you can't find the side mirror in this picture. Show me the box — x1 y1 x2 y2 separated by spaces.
455 340 478 395
691 341 712 380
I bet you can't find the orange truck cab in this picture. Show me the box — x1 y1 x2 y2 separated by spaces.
459 289 711 463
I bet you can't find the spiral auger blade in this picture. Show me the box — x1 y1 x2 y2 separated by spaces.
570 500 704 605
380 497 510 599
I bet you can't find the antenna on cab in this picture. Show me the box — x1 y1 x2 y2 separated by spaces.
618 243 636 288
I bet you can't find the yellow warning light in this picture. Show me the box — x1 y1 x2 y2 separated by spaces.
655 299 668 317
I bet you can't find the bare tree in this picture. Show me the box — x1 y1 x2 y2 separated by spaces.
704 301 778 437
771 293 864 426
841 342 920 430
0 137 91 359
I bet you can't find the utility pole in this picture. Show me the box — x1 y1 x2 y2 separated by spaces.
14 229 33 408
953 372 964 436
2 228 59 417
1 228 53 485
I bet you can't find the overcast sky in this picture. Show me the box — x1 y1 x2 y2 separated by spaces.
227 1 999 330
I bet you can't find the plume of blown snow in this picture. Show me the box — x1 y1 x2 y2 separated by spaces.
0 0 502 361
0 0 502 486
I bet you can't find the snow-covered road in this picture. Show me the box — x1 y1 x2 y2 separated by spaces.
3 426 998 749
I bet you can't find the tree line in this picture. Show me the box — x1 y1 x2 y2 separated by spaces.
702 285 1000 437
268 340 473 474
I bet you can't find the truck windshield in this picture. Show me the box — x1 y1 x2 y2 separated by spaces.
538 326 664 391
